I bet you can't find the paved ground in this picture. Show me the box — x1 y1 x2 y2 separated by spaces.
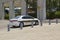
0 20 60 40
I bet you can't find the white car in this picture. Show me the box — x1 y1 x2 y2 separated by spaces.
9 15 39 27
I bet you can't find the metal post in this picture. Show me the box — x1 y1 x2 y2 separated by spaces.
19 22 23 29
31 20 34 28
7 24 10 31
49 19 51 25
40 19 43 26
56 18 58 24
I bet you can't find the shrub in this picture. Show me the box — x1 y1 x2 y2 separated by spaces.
55 11 60 18
46 12 55 19
5 14 9 20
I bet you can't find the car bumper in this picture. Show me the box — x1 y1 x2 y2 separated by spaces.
9 22 20 27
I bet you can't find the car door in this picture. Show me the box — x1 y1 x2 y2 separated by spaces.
22 16 34 25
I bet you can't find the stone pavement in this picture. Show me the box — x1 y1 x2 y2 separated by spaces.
0 20 60 40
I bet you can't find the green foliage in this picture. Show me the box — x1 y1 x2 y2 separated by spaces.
46 12 55 19
55 11 60 18
46 0 60 19
5 14 9 20
46 11 60 19
15 13 21 16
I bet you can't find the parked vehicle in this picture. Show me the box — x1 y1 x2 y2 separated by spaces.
9 15 39 27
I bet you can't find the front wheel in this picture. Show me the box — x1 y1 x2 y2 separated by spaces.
35 21 39 25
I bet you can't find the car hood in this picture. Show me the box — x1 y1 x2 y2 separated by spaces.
34 18 39 20
10 18 18 21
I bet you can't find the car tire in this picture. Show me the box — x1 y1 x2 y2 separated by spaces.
13 26 16 28
35 21 39 25
19 22 24 27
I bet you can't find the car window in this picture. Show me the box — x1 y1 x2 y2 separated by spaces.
22 16 33 19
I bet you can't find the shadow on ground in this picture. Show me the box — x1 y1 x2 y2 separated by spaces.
10 24 38 29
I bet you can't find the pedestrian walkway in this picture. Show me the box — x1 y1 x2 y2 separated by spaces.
0 20 60 40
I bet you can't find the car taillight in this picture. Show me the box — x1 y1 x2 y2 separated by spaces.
10 20 17 22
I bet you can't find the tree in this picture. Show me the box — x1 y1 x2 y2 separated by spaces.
46 0 57 19
25 0 37 17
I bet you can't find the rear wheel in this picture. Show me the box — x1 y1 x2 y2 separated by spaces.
19 22 24 29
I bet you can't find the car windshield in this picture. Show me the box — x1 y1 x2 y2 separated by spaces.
22 15 34 19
